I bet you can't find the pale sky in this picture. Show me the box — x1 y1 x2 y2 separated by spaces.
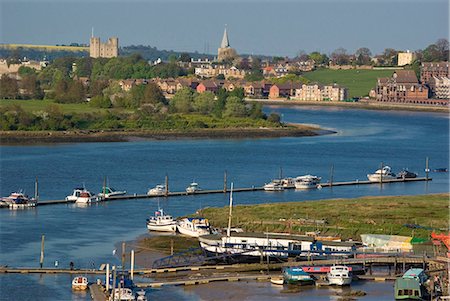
1 0 448 57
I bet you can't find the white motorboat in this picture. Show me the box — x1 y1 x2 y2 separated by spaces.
367 166 397 182
186 182 201 193
294 175 321 189
146 209 177 232
177 217 211 237
264 180 284 191
98 186 126 198
71 276 88 290
281 177 295 188
75 191 98 204
147 184 166 196
327 265 352 286
66 187 85 201
110 288 135 301
2 191 37 209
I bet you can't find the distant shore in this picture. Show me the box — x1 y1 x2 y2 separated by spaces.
247 99 450 113
0 125 333 144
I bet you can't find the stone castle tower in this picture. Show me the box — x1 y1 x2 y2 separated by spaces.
217 27 237 62
89 35 119 58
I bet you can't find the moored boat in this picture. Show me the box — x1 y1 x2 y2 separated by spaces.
110 288 135 301
394 268 429 300
75 191 98 204
147 184 166 196
283 266 315 285
396 169 418 179
177 217 210 237
270 276 284 285
281 177 295 188
294 175 321 189
71 276 88 290
264 179 284 191
327 265 352 286
367 166 397 182
146 209 177 232
186 182 201 193
98 186 126 198
2 191 37 209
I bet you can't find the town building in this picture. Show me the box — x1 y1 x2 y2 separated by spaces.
195 65 246 79
89 36 119 58
420 62 450 95
432 76 450 99
217 27 238 62
375 70 429 104
269 82 302 99
397 51 414 66
294 83 347 101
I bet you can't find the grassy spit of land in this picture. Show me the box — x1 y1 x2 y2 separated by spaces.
138 194 449 256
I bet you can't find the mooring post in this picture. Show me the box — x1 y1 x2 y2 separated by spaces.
329 164 334 187
223 170 227 193
380 162 384 186
106 263 110 291
111 266 116 299
425 157 429 180
165 174 169 196
103 176 107 200
130 250 134 280
121 242 126 270
40 234 45 268
35 176 39 202
170 239 174 256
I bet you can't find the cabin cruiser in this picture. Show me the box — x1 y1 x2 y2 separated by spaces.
146 209 177 232
283 267 315 285
327 265 352 285
110 288 135 301
147 184 166 196
367 166 397 182
75 191 97 204
294 175 321 189
396 169 418 179
394 268 430 300
177 217 210 237
71 276 88 290
281 177 295 188
98 186 126 198
2 191 37 209
263 179 284 191
186 182 201 193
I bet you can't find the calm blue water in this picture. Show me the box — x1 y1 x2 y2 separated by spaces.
0 105 448 300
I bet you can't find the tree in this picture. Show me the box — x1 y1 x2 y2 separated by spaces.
229 87 245 100
308 52 329 65
296 50 309 61
267 112 281 124
169 87 194 113
0 75 19 99
223 96 247 118
435 38 449 61
330 48 350 65
18 66 36 77
89 95 112 108
21 75 44 99
355 47 372 65
382 48 398 66
248 102 265 119
193 91 215 114
212 88 228 117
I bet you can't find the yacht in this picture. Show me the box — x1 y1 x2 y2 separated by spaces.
98 186 126 198
327 265 352 286
146 209 177 232
367 166 397 182
71 276 88 290
2 191 37 209
294 175 321 189
110 288 135 301
66 187 86 201
147 184 166 196
281 177 295 188
177 217 211 237
264 179 284 191
186 182 201 193
75 191 98 204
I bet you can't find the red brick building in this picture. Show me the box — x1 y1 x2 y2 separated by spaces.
376 70 429 103
196 80 219 93
269 82 301 99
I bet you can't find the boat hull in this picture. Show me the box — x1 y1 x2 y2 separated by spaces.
177 225 209 237
147 223 177 232
327 275 352 286
367 174 397 182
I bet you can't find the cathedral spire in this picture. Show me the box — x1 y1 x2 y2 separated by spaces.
220 26 230 48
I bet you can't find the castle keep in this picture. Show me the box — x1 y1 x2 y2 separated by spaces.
89 36 119 58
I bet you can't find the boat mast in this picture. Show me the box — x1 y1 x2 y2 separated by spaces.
226 182 234 237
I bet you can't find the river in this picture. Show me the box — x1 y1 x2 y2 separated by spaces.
0 105 448 300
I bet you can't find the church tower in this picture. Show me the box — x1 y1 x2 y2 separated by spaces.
217 26 237 62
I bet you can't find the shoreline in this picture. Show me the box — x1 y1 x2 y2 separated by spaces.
0 126 335 144
248 99 450 113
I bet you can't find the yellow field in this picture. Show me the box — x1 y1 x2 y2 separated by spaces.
0 44 89 52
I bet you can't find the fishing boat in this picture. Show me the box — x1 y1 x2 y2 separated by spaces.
294 175 321 189
394 268 430 300
2 191 37 209
282 266 315 285
71 276 88 290
110 288 135 301
147 184 166 196
367 166 397 182
327 265 352 286
98 186 126 198
75 191 98 204
396 169 418 179
263 180 284 191
177 217 210 237
146 209 177 232
186 182 201 193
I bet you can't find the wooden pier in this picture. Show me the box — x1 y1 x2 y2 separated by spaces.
24 177 432 207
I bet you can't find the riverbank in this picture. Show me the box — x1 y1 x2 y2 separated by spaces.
247 99 450 113
0 124 332 144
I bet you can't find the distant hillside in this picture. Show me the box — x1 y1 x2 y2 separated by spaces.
121 45 214 61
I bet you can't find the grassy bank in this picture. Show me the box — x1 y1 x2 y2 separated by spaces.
200 194 449 240
139 236 200 254
302 68 398 98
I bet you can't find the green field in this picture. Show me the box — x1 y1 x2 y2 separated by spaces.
200 194 449 240
303 68 399 98
0 99 116 114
